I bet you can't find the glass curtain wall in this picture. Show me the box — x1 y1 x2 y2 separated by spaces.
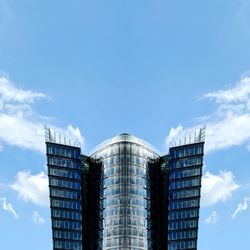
45 132 205 250
91 138 159 250
46 142 83 250
168 142 204 250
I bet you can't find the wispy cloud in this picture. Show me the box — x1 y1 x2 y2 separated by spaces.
232 197 250 219
0 0 15 36
205 211 218 225
201 171 239 206
10 170 49 207
204 75 250 103
32 211 46 224
0 75 84 154
0 75 46 102
166 125 186 147
0 197 18 218
234 0 250 40
166 74 250 153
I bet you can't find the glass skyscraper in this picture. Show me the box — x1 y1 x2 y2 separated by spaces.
45 128 205 250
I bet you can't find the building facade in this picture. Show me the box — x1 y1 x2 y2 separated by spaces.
45 129 205 250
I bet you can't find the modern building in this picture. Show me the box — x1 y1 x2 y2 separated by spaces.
45 128 205 250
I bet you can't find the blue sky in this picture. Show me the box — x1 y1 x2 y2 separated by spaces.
0 1 250 249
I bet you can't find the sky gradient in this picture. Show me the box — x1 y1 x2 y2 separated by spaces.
0 1 250 250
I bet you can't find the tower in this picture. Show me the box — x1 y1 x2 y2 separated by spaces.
45 129 205 250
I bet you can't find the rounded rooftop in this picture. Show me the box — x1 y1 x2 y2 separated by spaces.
90 133 160 156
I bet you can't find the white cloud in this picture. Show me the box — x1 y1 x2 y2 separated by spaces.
204 75 250 103
165 125 204 147
0 75 84 153
66 125 84 146
47 125 84 148
205 112 250 153
166 125 185 146
10 170 49 207
232 197 250 219
0 112 46 153
205 211 218 225
201 171 239 206
0 76 46 103
32 211 46 224
166 74 250 153
0 197 18 218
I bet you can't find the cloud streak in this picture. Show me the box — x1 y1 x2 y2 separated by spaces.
32 211 46 224
205 211 218 225
204 75 250 103
0 75 84 154
0 197 18 218
0 76 46 103
201 171 239 206
10 170 49 207
166 74 250 153
232 197 250 219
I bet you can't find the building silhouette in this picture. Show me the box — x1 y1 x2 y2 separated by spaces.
45 128 205 250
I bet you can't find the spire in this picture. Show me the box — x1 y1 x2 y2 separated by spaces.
170 125 206 147
44 126 80 147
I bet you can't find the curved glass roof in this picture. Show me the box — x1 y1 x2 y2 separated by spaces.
90 133 161 156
